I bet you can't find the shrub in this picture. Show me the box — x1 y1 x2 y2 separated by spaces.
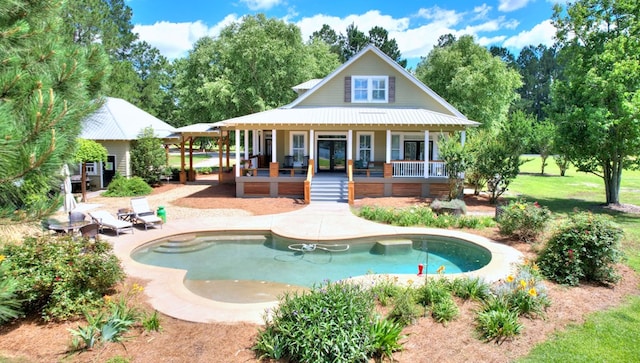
254 281 377 362
493 268 551 319
369 316 405 360
103 175 152 197
448 277 491 301
497 199 552 242
475 306 523 343
370 275 403 306
0 257 22 324
537 211 623 286
358 205 494 229
387 288 424 326
131 126 169 185
2 235 124 321
431 298 459 324
416 277 450 306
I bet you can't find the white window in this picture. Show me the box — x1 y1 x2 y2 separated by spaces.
83 162 98 176
352 76 388 103
391 135 401 160
357 132 374 163
290 133 306 166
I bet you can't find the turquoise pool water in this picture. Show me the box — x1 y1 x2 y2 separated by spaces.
132 232 491 290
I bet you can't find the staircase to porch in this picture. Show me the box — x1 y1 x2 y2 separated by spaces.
310 174 348 203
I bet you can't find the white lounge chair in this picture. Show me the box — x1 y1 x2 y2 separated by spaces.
88 210 134 237
130 197 163 230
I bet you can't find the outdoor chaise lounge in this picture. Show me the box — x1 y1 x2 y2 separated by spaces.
130 197 163 230
88 210 134 236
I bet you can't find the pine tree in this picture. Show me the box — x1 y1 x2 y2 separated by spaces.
0 0 108 222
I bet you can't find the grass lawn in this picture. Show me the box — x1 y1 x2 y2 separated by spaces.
508 156 640 362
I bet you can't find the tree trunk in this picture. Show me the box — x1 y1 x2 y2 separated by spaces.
603 160 622 205
81 162 88 203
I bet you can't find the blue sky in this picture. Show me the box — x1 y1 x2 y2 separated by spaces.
128 0 565 68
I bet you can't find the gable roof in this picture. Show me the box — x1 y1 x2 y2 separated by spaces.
80 97 177 141
284 45 466 119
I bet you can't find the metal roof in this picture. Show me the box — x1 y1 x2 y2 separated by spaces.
213 107 480 128
80 97 178 140
291 79 322 92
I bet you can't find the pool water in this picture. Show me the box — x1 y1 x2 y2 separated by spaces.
132 232 491 302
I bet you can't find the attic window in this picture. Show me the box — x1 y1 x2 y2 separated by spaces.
351 76 388 103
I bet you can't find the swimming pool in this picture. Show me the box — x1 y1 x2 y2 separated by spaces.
132 231 491 303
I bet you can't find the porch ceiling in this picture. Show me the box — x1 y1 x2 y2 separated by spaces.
212 107 480 129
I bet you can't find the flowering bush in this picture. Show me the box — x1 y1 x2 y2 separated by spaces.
497 199 552 242
537 211 623 286
1 234 124 321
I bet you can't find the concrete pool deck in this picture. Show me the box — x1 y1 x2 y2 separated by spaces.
108 202 523 324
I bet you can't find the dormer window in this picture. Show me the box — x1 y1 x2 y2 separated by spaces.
352 76 388 103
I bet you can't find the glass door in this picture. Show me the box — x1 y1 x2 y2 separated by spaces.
317 140 346 172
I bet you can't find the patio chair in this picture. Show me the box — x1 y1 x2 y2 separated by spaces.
69 211 87 222
130 197 163 230
79 223 100 240
88 210 134 237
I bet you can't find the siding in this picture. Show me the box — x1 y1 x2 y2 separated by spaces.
297 52 454 115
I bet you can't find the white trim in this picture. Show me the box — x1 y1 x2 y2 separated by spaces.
235 129 241 177
309 129 315 161
347 130 353 162
351 76 388 103
386 130 391 163
271 129 276 163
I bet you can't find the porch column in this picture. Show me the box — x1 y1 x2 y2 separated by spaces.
244 130 249 161
424 130 429 178
385 130 391 163
252 130 258 155
271 129 277 163
461 130 466 146
309 129 314 170
347 130 353 162
235 129 241 177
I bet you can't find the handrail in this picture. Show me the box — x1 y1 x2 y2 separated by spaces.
304 163 313 204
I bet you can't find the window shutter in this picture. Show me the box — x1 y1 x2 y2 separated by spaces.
389 76 395 103
344 76 351 103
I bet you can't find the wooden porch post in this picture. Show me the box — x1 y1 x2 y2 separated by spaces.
424 130 429 179
179 136 186 184
270 129 278 177
235 129 241 177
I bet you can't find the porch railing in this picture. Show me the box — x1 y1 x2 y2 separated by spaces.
391 161 448 178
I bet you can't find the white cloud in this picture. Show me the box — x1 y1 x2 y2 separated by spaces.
503 19 557 48
498 0 531 12
296 10 409 42
239 0 283 11
133 15 239 59
472 4 492 20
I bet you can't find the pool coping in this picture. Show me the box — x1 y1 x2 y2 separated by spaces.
108 202 523 324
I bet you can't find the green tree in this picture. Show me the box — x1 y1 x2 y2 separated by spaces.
415 35 522 128
437 132 471 200
0 0 108 222
131 127 168 186
176 14 310 123
315 23 407 66
550 0 640 205
514 45 559 120
467 112 532 203
73 139 107 202
64 0 173 118
530 120 557 175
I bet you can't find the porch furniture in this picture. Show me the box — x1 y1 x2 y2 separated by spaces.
88 210 134 237
117 208 136 222
130 197 163 230
69 211 87 222
47 220 90 235
79 223 100 240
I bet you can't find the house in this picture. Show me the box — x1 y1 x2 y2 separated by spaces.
200 45 479 203
80 97 178 189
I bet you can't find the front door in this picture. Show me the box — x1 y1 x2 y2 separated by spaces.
317 140 346 172
102 155 116 187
